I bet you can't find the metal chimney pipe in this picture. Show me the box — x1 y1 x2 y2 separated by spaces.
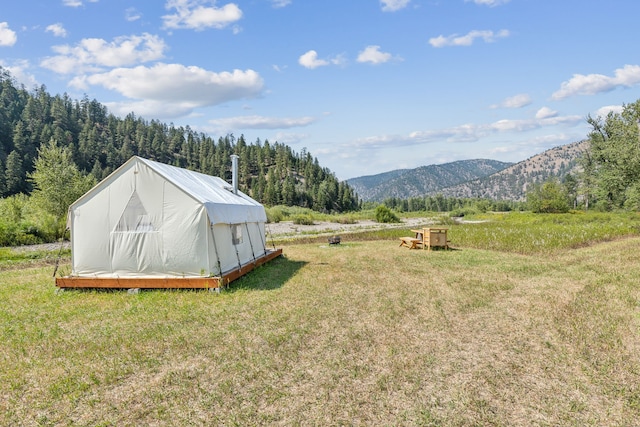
230 154 239 195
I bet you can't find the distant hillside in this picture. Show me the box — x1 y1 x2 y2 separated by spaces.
348 159 512 201
348 140 589 202
439 140 588 201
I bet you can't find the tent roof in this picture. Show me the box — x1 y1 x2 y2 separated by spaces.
72 156 266 225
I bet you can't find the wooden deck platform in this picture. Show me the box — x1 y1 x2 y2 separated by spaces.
55 248 283 290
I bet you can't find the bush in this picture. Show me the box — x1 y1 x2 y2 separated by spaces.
0 220 46 247
375 205 400 223
434 215 457 226
266 207 285 223
333 215 357 224
292 214 315 225
450 207 478 218
526 179 570 213
0 194 29 224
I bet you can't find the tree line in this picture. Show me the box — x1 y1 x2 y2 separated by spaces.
0 68 359 213
374 195 522 214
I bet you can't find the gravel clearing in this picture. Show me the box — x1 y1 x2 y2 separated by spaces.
10 241 70 252
265 217 434 240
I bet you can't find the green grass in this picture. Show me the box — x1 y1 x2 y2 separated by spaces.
450 211 640 254
2 212 640 425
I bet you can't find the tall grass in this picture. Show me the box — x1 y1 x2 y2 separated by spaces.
450 211 640 254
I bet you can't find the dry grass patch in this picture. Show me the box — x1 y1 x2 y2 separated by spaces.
2 239 640 426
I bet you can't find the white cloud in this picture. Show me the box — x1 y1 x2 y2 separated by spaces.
0 59 37 87
381 0 410 12
465 0 510 6
40 33 167 74
594 105 624 118
0 22 17 47
354 113 582 148
489 133 576 157
271 0 291 7
73 63 264 118
551 65 640 100
535 107 557 119
492 93 531 109
429 29 510 48
46 23 68 38
125 8 142 22
162 0 242 31
299 50 328 69
104 100 198 119
330 53 347 67
209 115 316 130
298 50 346 69
62 0 98 7
357 45 393 65
272 132 308 145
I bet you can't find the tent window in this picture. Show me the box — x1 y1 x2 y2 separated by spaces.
115 191 157 232
231 224 243 245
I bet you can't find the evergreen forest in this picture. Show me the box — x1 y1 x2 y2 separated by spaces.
0 68 359 213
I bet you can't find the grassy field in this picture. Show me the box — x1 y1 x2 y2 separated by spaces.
2 213 640 426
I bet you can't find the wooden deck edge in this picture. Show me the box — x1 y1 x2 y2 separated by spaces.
55 248 283 289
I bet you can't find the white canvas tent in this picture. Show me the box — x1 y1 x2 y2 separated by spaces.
61 156 278 287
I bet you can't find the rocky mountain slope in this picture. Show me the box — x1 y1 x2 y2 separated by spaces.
439 140 588 201
348 159 512 201
348 140 588 202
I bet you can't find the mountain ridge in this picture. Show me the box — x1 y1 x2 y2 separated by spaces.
348 140 588 202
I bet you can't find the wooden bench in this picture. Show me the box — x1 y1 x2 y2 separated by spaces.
399 236 421 249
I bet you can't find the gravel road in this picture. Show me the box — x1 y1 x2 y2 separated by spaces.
265 217 433 239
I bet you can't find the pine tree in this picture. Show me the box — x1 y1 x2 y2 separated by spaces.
4 150 26 195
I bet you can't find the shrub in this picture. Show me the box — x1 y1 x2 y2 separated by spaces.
450 207 478 218
0 220 46 247
333 215 357 224
375 205 400 223
434 215 457 226
526 178 570 213
266 206 285 223
0 194 30 224
292 214 314 225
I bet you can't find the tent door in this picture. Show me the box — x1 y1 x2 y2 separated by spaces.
110 190 162 274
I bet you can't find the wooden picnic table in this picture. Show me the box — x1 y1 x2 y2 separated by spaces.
399 236 421 249
399 227 450 250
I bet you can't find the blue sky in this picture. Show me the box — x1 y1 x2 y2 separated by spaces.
2 0 640 180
